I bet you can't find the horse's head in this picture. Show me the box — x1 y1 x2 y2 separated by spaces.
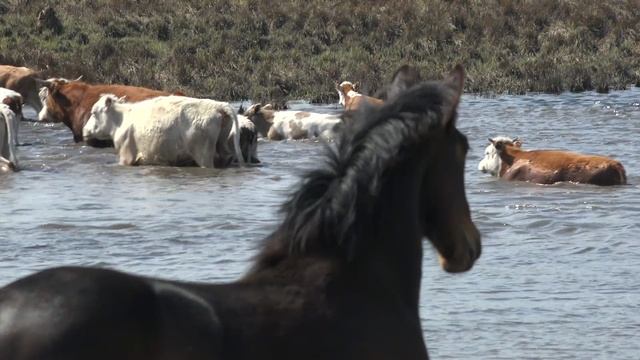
389 65 481 273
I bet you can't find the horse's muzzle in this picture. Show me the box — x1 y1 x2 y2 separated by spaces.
438 223 481 273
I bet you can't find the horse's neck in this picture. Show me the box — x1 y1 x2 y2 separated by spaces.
354 159 424 308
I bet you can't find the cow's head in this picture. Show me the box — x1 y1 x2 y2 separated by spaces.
336 81 357 107
83 94 125 141
243 103 275 138
478 136 522 176
37 76 82 122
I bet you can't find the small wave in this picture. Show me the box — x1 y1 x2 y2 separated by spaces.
37 223 77 230
103 223 137 230
570 246 595 255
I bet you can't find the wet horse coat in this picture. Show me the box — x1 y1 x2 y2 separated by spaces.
478 137 627 185
0 65 480 359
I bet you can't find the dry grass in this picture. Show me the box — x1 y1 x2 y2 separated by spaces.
1 0 638 103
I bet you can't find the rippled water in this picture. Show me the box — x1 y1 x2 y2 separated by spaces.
1 90 639 359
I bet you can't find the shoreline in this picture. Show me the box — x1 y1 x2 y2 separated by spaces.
1 1 638 105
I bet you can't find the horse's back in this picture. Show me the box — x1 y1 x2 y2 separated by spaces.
0 266 221 360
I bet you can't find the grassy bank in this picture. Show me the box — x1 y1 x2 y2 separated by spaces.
1 0 639 104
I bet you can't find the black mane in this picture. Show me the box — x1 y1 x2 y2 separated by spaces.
253 78 454 268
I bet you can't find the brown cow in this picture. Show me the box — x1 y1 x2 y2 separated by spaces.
39 80 176 145
336 81 383 111
0 65 43 114
478 136 627 186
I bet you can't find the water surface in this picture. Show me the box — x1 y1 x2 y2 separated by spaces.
1 90 639 359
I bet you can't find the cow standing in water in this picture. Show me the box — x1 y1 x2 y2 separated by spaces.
336 81 383 111
83 94 243 168
38 79 178 145
0 65 43 115
0 104 19 171
243 103 341 141
478 136 627 186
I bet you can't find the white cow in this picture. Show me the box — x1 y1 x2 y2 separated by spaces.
83 94 243 168
0 104 19 171
243 103 341 141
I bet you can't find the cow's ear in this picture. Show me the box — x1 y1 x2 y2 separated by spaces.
263 103 273 110
118 96 127 103
513 139 523 148
353 82 358 92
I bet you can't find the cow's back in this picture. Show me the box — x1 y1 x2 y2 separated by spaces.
54 82 173 142
0 66 40 112
114 96 235 166
0 66 37 86
505 149 627 185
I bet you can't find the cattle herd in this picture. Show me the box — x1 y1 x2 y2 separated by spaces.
0 64 628 185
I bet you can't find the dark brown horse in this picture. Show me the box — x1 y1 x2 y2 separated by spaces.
0 65 481 359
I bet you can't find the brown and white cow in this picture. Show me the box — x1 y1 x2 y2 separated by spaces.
0 88 23 121
336 81 383 111
39 80 177 145
243 103 341 141
0 65 43 114
478 136 627 186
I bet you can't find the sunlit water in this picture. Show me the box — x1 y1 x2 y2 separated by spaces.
1 89 639 359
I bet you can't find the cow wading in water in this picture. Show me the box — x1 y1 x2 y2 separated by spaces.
0 65 43 115
0 64 480 360
336 81 384 111
478 136 627 186
83 94 244 168
39 79 178 146
0 103 19 171
243 103 342 141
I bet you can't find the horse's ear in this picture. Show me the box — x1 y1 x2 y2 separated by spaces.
444 64 464 104
443 64 465 127
387 65 422 100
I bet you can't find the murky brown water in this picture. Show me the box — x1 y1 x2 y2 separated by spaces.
1 91 639 359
